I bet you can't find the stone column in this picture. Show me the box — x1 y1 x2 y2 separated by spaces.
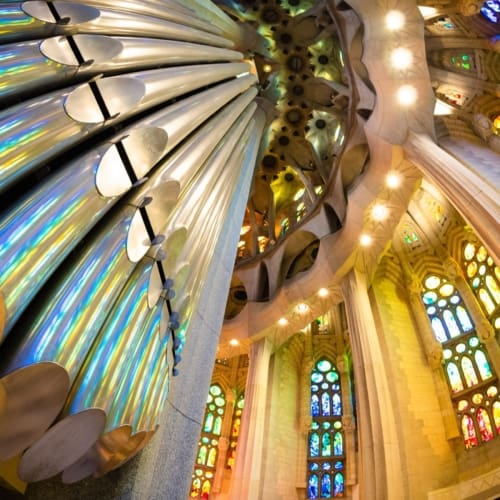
404 132 500 264
341 269 405 500
230 337 273 500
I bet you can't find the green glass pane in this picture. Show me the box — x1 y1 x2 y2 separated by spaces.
423 292 437 305
210 385 221 397
312 421 320 430
321 382 329 390
215 397 225 407
311 372 324 383
326 371 339 383
202 437 209 444
333 421 342 430
317 360 332 372
456 343 466 353
322 422 331 430
469 337 479 347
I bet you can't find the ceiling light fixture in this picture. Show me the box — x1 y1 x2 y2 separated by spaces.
386 172 401 188
318 288 329 297
296 303 309 314
391 47 412 69
360 234 373 246
229 339 239 346
397 84 417 106
372 203 389 221
385 10 405 30
278 317 289 326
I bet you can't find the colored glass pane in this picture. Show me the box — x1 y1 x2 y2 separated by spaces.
333 421 342 430
312 395 320 417
312 385 319 392
333 473 344 497
485 275 500 304
322 463 331 470
318 360 332 372
202 480 211 495
457 400 469 411
326 371 339 383
309 474 319 499
456 343 466 353
321 473 331 498
438 299 447 307
322 433 332 456
475 350 492 380
334 461 343 470
479 265 486 276
310 463 319 471
310 432 320 457
213 416 222 435
322 422 331 430
333 432 343 456
487 386 498 397
425 276 441 289
477 246 488 262
456 306 473 331
312 372 324 383
469 336 479 347
332 394 342 416
472 277 480 288
464 243 475 260
443 310 461 338
450 295 460 305
477 408 494 442
467 262 477 278
447 363 464 393
214 397 225 407
207 448 217 468
443 349 453 360
197 446 207 465
210 385 221 396
423 292 437 305
322 392 331 416
321 383 329 390
431 317 448 343
462 357 479 387
204 413 214 433
312 421 320 430
440 284 454 297
427 306 436 315
462 415 478 449
472 393 483 404
493 402 500 433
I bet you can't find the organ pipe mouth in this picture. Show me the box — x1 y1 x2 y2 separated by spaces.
0 363 70 462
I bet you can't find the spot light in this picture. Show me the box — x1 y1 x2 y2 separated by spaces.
391 47 412 69
385 10 405 30
397 85 417 106
386 172 401 189
263 64 272 73
229 338 239 346
278 317 288 326
372 203 389 221
360 234 372 247
296 303 309 314
318 288 329 297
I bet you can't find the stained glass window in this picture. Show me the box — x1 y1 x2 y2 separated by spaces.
227 393 244 470
308 359 345 498
481 0 500 23
190 384 226 497
422 273 500 449
462 243 500 332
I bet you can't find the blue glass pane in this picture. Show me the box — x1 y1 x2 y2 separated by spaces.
310 462 319 471
321 474 331 498
423 291 437 304
333 473 344 497
204 413 214 433
312 372 324 383
321 393 331 416
475 350 493 380
308 474 319 499
456 306 473 331
312 395 320 417
322 433 332 457
310 432 320 457
332 394 342 416
443 310 461 338
312 384 319 392
431 317 448 343
333 432 343 456
334 461 344 470
322 462 331 470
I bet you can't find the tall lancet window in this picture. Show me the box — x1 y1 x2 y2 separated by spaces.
190 384 226 498
421 275 500 448
462 243 500 333
307 359 345 499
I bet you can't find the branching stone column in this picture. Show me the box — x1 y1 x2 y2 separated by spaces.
341 269 404 500
404 131 500 264
230 337 273 500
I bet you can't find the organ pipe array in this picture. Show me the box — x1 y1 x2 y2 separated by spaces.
0 0 264 485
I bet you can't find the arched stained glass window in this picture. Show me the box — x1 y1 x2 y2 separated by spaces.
227 393 244 470
463 243 500 332
422 274 500 448
308 358 345 498
333 473 344 497
191 384 226 497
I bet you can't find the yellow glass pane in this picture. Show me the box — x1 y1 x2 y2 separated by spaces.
439 283 454 297
467 262 477 278
464 243 475 261
425 275 441 289
477 246 487 262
